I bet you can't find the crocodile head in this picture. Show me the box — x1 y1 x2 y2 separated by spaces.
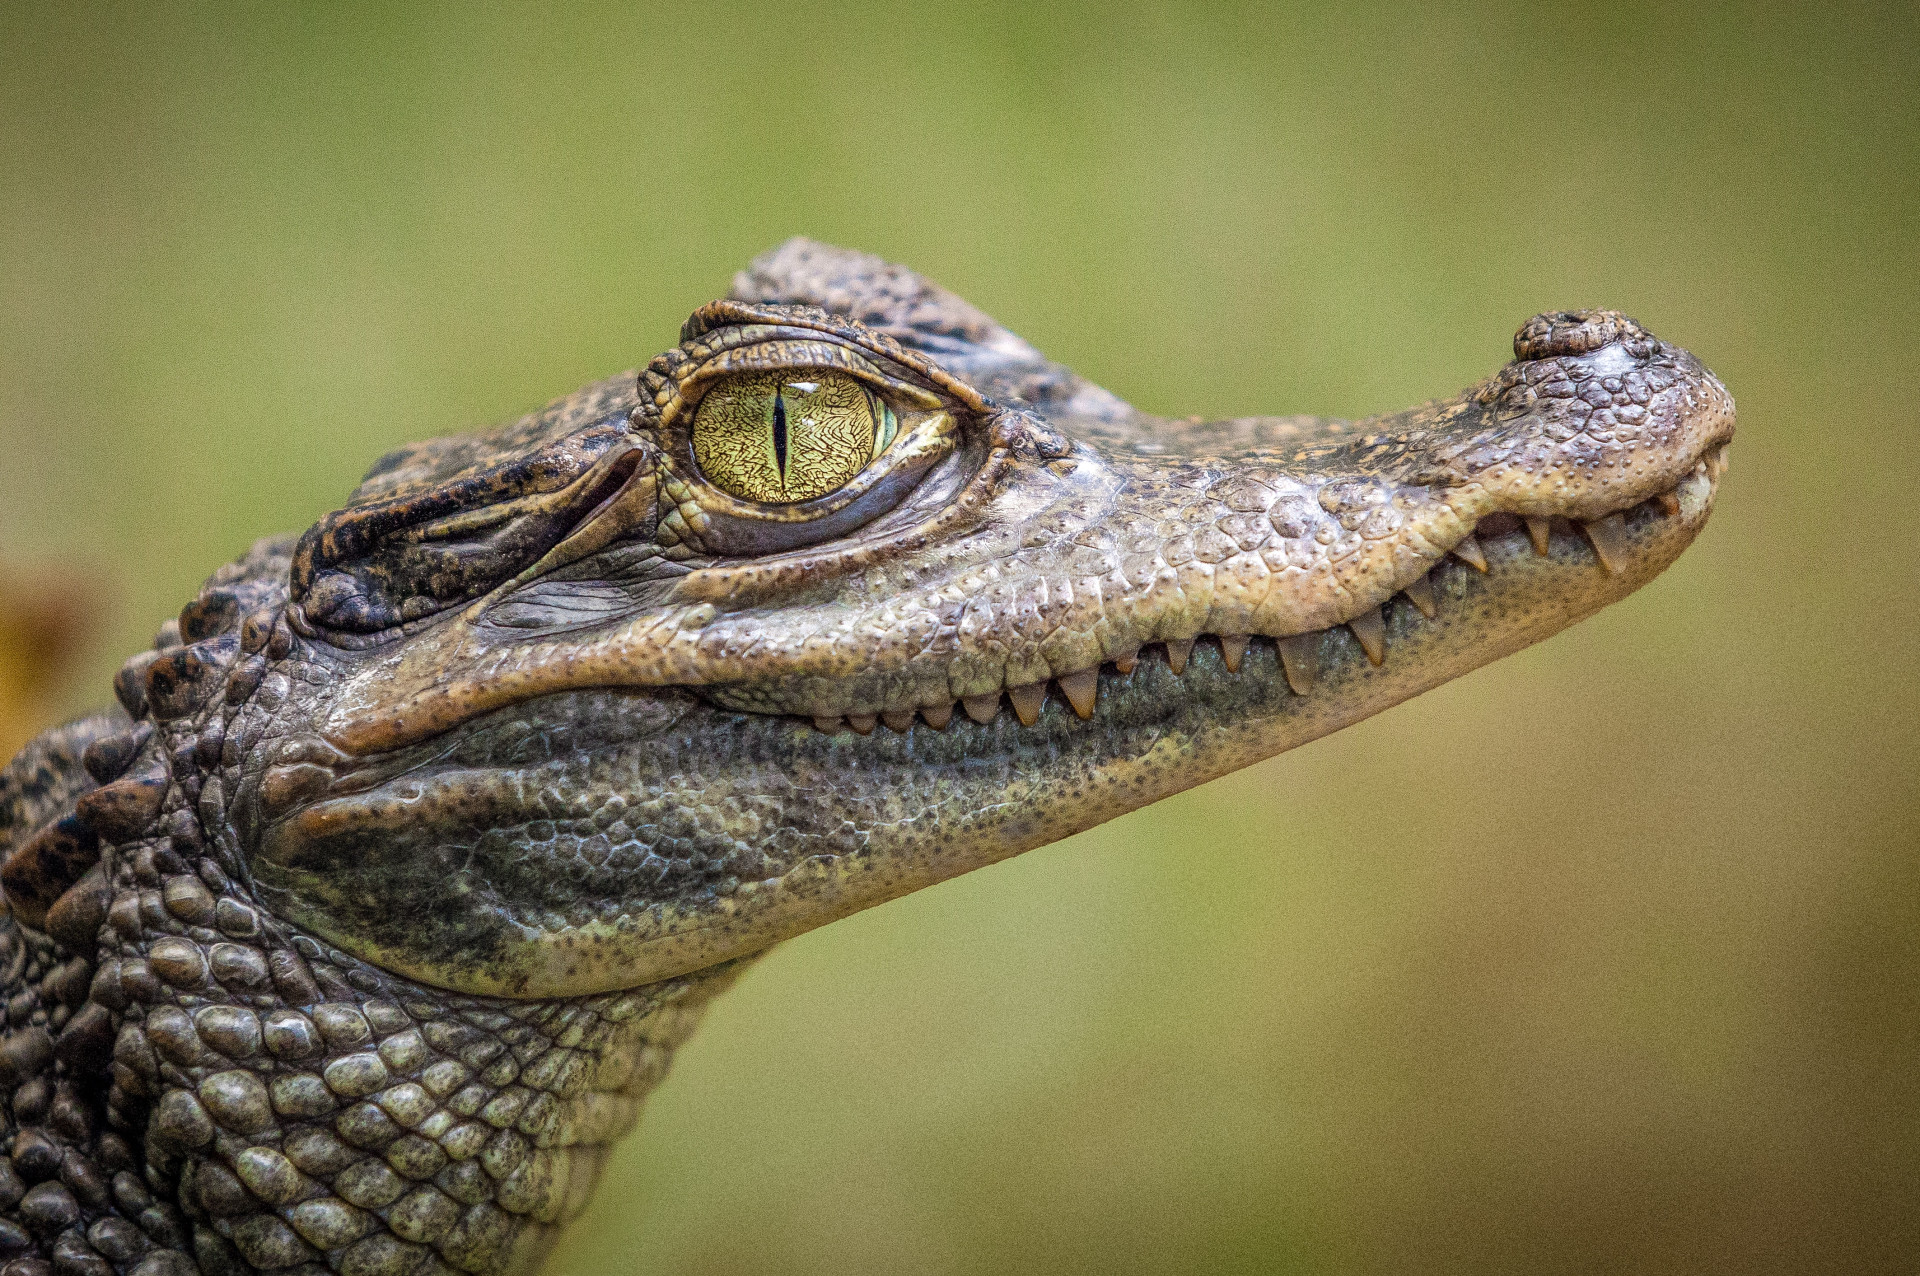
237 241 1733 998
0 241 1730 1275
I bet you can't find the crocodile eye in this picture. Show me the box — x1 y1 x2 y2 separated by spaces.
691 371 898 503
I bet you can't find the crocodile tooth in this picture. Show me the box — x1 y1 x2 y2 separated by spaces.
1113 648 1138 675
1219 635 1249 674
963 693 1001 725
1347 609 1386 666
1007 683 1046 727
1657 490 1682 517
1525 515 1552 556
813 716 845 735
1165 638 1194 675
1581 512 1631 575
1277 634 1318 695
846 714 878 736
1451 534 1488 572
1006 675 1052 725
1057 670 1098 719
1402 574 1437 619
920 702 954 730
881 709 917 733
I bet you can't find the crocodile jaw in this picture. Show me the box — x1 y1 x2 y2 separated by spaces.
619 456 1724 985
261 454 1722 997
242 291 1734 998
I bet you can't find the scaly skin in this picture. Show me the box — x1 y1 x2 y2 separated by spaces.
0 241 1732 1275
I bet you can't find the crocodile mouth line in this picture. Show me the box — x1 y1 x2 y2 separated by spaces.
804 443 1728 737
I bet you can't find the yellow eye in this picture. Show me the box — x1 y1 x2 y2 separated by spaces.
691 371 899 503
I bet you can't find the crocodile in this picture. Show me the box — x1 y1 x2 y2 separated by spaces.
0 239 1733 1275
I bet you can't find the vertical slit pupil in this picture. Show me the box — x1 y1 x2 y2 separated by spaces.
772 387 789 480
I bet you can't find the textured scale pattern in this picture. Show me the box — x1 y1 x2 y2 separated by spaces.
0 560 742 1276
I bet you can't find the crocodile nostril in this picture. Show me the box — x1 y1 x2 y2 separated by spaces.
1514 310 1657 362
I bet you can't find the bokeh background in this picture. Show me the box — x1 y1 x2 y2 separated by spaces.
3 3 1916 1272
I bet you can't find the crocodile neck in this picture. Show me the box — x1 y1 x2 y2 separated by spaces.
0 675 751 1276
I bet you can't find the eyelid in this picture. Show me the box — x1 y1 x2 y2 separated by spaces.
664 339 945 427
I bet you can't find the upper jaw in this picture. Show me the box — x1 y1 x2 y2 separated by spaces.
797 441 1728 736
312 310 1731 755
700 311 1734 723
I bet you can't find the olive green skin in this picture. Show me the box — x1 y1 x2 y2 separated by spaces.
0 241 1730 1275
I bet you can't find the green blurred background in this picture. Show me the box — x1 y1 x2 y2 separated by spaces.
3 2 1916 1271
